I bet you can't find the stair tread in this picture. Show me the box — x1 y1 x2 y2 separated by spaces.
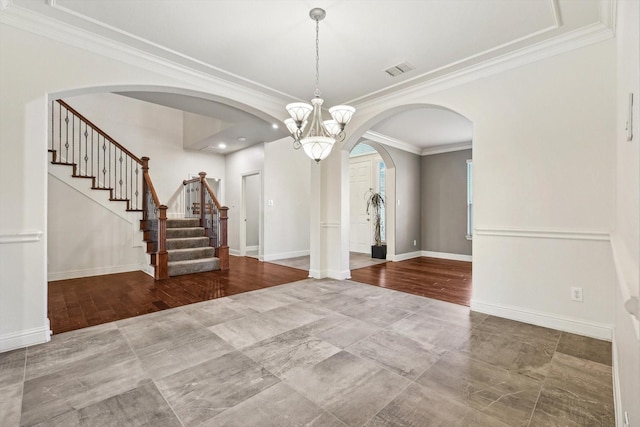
168 227 203 231
166 236 209 241
168 257 218 265
168 247 212 253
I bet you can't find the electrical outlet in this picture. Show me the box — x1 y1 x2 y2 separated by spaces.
571 287 583 302
413 240 417 246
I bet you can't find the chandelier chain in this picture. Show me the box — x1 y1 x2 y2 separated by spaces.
314 17 321 97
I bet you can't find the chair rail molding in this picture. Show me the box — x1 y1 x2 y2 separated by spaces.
0 230 44 244
474 226 610 241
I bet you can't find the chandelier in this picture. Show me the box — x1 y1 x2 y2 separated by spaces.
284 8 356 163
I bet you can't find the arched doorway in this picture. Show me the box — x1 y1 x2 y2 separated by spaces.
339 103 472 277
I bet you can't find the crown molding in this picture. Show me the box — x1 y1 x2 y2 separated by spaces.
0 2 291 118
1 0 616 117
362 131 422 156
346 0 567 105
353 19 615 109
362 131 472 156
422 141 472 156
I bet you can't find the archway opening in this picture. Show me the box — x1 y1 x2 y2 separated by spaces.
340 103 473 305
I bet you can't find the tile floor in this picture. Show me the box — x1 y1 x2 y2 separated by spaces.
268 252 387 271
1 279 614 426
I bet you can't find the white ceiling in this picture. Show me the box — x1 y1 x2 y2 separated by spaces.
11 0 605 154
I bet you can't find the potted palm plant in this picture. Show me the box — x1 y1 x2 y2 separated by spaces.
366 190 386 259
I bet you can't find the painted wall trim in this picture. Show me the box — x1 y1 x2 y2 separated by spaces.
353 21 614 108
422 251 473 262
422 141 473 156
48 263 142 281
328 269 351 280
0 323 51 353
308 268 323 279
363 131 423 155
320 222 340 229
610 238 640 339
229 249 241 256
0 2 289 117
0 230 43 244
475 226 611 241
612 334 623 427
390 251 423 262
263 249 310 262
471 299 613 341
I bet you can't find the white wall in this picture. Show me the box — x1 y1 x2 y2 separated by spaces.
0 18 288 352
48 174 146 281
263 137 311 261
613 0 640 424
46 93 226 280
332 39 617 340
64 93 226 217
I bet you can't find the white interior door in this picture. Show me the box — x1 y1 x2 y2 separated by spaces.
350 160 373 253
241 173 260 258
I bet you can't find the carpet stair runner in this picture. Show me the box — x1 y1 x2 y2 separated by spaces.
166 218 220 276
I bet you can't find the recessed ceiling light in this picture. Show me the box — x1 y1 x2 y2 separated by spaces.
218 143 227 149
238 137 246 142
272 123 279 129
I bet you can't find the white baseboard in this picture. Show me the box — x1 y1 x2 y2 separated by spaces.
612 334 623 427
327 269 351 280
308 268 324 279
391 251 422 262
0 322 51 353
263 249 310 262
245 245 258 252
141 263 155 278
471 299 613 341
422 251 472 262
48 264 142 281
229 249 241 256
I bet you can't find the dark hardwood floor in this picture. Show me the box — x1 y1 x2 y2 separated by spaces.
48 256 472 334
350 256 472 306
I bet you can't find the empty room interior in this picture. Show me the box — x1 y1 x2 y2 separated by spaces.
0 1 639 426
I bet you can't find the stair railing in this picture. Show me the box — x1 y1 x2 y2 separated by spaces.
183 172 229 270
141 158 169 279
50 99 168 279
50 100 144 211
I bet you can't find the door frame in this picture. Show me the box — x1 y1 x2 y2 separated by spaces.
240 171 262 258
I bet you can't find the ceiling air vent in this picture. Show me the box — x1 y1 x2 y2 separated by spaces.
384 62 415 77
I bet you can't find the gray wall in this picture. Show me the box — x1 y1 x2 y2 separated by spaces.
382 145 422 255
421 149 472 255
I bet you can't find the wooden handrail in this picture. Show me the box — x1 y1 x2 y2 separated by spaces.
56 99 143 165
199 172 223 210
141 158 163 209
182 171 228 270
183 177 200 185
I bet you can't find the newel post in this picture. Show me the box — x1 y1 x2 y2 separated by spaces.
218 206 229 270
156 205 169 279
199 171 207 228
141 157 150 223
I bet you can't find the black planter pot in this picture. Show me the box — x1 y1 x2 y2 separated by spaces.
371 244 387 260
